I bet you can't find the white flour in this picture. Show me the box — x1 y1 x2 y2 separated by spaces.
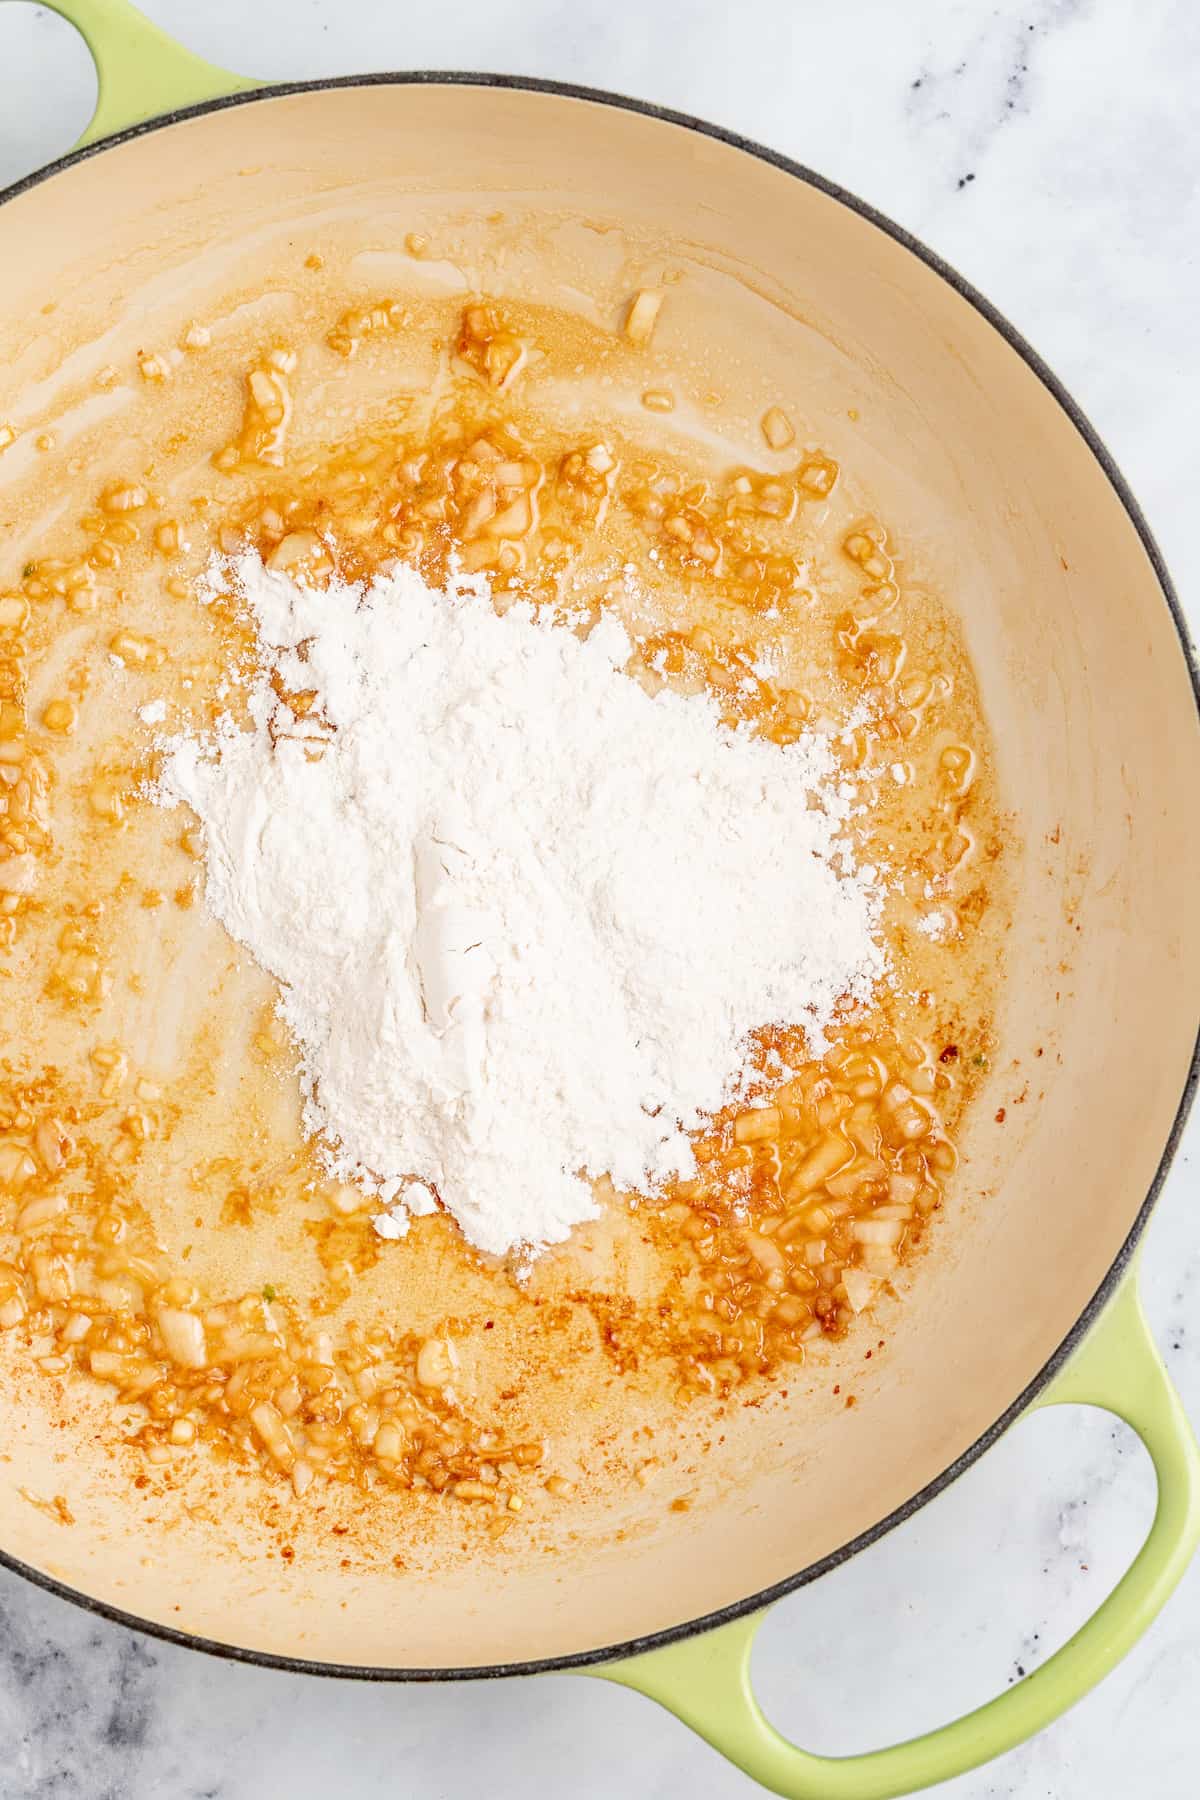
153 554 884 1259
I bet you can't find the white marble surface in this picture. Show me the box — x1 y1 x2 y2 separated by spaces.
0 1 1198 1794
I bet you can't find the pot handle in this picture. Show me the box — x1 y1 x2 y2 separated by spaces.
36 0 255 146
595 1272 1200 1799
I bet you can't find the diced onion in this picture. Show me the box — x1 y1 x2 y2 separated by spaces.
784 1132 854 1201
734 1106 781 1144
842 1268 882 1313
888 1172 922 1207
742 1230 785 1274
250 1401 294 1466
0 1143 36 1191
157 1306 208 1369
416 1336 459 1389
852 1219 905 1246
624 288 665 346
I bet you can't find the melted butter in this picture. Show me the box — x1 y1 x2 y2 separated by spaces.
0 276 1010 1524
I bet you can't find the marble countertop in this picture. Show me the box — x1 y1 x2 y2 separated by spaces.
1 2 1198 1794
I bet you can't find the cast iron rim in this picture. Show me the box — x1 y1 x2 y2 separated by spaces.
2 70 1199 1684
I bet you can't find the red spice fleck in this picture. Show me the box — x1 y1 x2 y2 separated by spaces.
995 1107 1007 1123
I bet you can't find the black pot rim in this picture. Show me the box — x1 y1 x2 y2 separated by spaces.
2 68 1198 1685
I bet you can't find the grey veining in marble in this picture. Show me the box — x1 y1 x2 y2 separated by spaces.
0 2 1198 1795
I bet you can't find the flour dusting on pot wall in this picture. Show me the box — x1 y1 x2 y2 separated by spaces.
152 554 885 1258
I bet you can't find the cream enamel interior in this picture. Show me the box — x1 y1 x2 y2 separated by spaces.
0 83 1197 1669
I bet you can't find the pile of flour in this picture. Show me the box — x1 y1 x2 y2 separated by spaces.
152 553 884 1259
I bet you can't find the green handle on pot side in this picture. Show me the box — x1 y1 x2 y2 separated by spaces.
597 1273 1200 1798
21 4 1200 1794
39 0 253 144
